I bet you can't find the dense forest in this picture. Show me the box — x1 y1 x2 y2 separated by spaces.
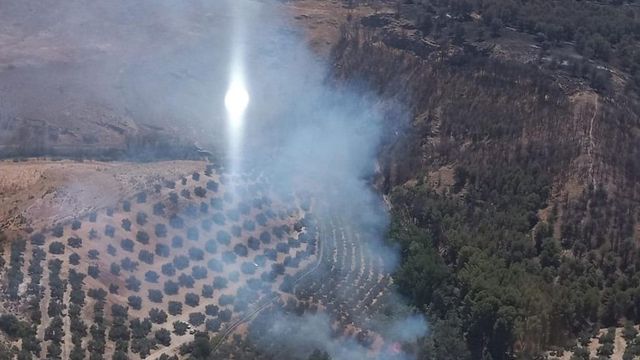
347 0 640 359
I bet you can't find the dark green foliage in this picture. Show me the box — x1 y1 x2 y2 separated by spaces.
148 289 163 303
156 243 170 257
121 257 139 272
149 308 168 324
136 231 149 245
155 224 167 238
128 295 142 310
88 265 100 279
48 241 65 255
173 321 188 336
171 236 183 248
125 276 141 292
178 273 195 288
121 238 134 252
205 239 217 254
164 280 180 295
162 263 176 277
173 255 189 270
138 249 154 265
188 247 204 261
168 301 183 316
185 293 200 307
192 265 207 280
136 212 147 226
194 186 206 198
69 253 81 265
155 328 171 347
188 312 205 327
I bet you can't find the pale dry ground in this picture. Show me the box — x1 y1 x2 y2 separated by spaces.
0 159 207 231
281 0 385 56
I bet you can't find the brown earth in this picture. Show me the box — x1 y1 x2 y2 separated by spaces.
0 159 207 231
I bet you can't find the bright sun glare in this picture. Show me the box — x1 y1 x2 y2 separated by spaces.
225 82 250 119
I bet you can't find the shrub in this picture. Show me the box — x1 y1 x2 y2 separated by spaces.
110 263 121 276
185 293 200 307
188 312 205 327
178 274 195 288
88 265 100 279
222 251 237 264
168 301 183 316
136 192 147 204
202 285 214 298
155 224 167 238
155 328 171 347
187 227 199 241
122 200 131 212
156 243 170 257
205 304 219 316
211 198 223 210
148 289 163 303
88 249 99 260
247 237 260 251
207 259 223 273
149 308 168 324
212 213 225 227
217 231 231 245
69 253 81 266
234 244 248 257
153 202 165 216
161 263 176 277
121 257 139 272
173 255 189 270
173 321 188 335
213 276 227 289
169 215 184 229
136 212 147 226
136 231 149 245
188 247 204 261
67 237 82 248
231 225 241 237
125 276 141 292
206 180 219 192
219 309 232 322
71 220 82 230
259 231 271 244
243 220 256 232
52 225 64 238
164 280 179 295
180 189 191 199
192 266 207 280
205 239 217 254
194 187 206 198
145 271 159 283
205 318 221 332
107 244 117 256
171 236 184 248
48 241 65 255
104 225 115 238
241 262 256 275
138 250 154 265
128 296 142 310
219 294 234 306
276 243 290 254
121 238 135 252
